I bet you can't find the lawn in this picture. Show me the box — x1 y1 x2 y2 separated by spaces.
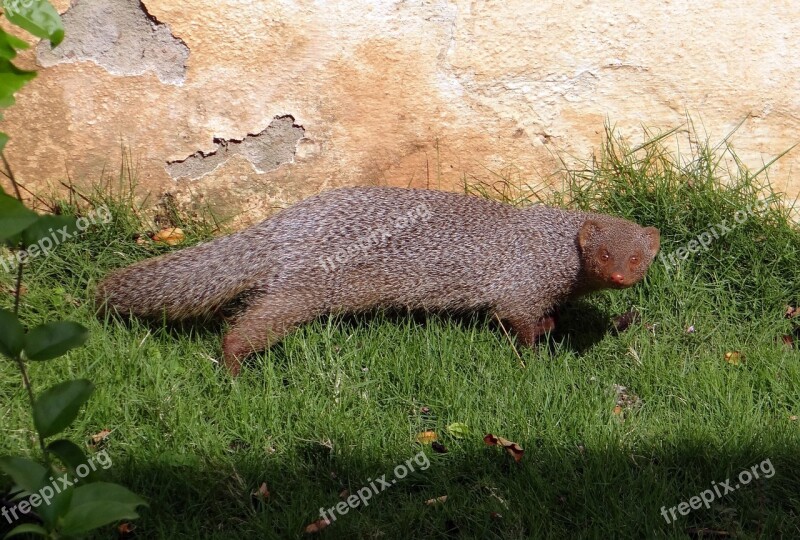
2 128 799 539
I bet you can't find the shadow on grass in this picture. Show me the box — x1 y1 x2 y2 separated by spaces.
5 439 797 538
100 302 615 378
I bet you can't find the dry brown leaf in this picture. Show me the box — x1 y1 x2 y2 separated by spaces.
151 227 185 246
117 522 135 538
785 305 799 319
613 405 623 415
1 283 27 297
484 434 524 462
416 431 438 444
780 334 794 348
252 482 270 500
431 441 448 454
425 495 448 506
305 518 331 534
89 428 112 446
612 308 641 334
790 415 798 422
724 351 743 365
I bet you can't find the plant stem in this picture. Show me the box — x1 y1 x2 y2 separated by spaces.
2 151 26 315
13 356 48 466
13 254 23 314
1 152 22 200
2 152 50 466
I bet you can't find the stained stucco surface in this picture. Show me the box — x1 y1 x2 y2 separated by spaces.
3 0 799 224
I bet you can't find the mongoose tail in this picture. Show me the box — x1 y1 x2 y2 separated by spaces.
95 232 258 321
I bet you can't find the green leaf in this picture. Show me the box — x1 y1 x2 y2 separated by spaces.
59 482 147 536
0 308 24 359
0 456 47 494
35 477 73 527
0 190 38 242
0 57 36 108
0 28 29 60
33 379 94 438
47 439 93 479
21 214 78 252
0 131 9 153
446 422 470 439
5 523 48 538
3 0 64 46
23 321 88 361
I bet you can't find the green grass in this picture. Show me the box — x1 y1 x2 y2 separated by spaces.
2 127 800 539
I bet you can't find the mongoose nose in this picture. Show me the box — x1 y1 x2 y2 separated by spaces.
610 272 626 285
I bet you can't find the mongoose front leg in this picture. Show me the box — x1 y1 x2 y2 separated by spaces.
532 313 558 339
503 311 558 348
221 293 321 376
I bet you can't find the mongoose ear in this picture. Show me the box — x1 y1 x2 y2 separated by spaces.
643 226 660 255
578 220 601 251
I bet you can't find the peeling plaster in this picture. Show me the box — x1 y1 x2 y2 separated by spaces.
6 0 800 219
166 116 306 181
37 0 189 85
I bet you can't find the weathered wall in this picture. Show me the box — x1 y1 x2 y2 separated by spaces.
3 0 799 224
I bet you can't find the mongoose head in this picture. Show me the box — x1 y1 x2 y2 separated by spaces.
577 218 660 289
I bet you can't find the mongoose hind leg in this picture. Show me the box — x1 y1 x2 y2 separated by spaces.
221 293 321 376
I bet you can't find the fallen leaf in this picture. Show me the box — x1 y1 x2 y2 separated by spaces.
724 351 743 365
613 405 623 415
420 406 431 415
118 522 135 538
785 306 799 319
431 441 448 454
416 431 438 444
446 422 470 439
489 511 503 520
686 325 696 334
790 415 797 422
425 495 448 506
89 428 112 447
484 434 524 462
338 489 349 500
151 227 185 246
780 334 794 348
252 482 270 500
612 308 641 333
305 518 331 534
1 283 27 297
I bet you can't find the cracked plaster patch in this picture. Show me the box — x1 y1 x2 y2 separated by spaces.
166 116 306 180
37 0 189 85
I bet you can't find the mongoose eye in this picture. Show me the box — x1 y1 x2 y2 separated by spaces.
600 252 610 262
630 256 639 264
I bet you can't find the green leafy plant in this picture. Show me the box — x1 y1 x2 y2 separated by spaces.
0 1 145 537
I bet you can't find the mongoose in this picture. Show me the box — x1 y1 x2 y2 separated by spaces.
96 187 660 376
